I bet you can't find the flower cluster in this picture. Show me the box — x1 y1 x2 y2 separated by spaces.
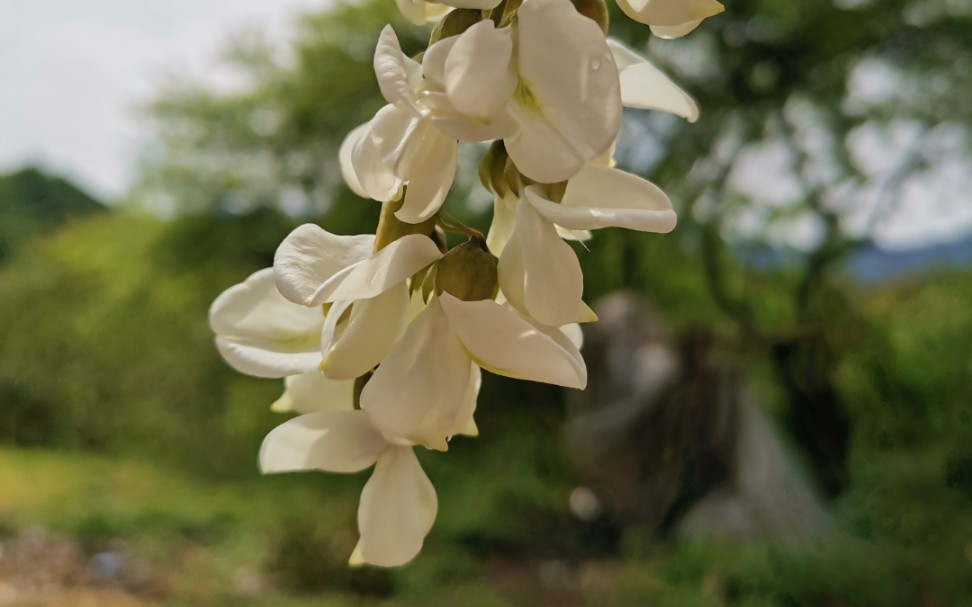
210 0 721 567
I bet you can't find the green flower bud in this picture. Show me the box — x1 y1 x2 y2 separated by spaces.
570 0 609 33
430 9 483 44
434 238 499 301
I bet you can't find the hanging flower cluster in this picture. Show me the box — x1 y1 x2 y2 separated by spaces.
210 0 721 567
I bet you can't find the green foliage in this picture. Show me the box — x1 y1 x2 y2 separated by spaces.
0 166 105 262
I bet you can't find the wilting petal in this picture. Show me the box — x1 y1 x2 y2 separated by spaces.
615 0 723 27
396 123 458 223
321 283 410 380
506 0 620 183
607 40 698 121
361 297 471 450
526 166 677 233
439 293 587 389
355 446 437 567
210 268 324 378
274 225 375 306
499 197 584 327
271 373 355 413
313 234 442 304
260 410 388 474
374 26 424 114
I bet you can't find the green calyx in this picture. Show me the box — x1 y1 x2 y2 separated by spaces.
373 194 437 252
433 238 499 302
430 9 483 44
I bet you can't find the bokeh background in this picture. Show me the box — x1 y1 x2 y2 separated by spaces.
1 0 971 605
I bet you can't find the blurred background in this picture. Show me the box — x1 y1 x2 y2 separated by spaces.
1 0 971 605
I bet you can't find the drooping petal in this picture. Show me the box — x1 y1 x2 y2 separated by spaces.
271 373 355 414
650 20 704 39
606 39 698 121
312 234 442 304
439 293 587 389
506 0 621 183
274 225 375 306
210 268 324 378
355 446 437 567
396 123 458 224
360 297 472 450
499 196 584 327
321 283 410 380
614 0 723 28
259 410 388 474
526 166 677 233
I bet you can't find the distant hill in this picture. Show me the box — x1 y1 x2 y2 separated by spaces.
846 235 972 284
0 166 105 262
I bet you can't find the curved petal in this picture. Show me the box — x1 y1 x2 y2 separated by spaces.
210 268 324 377
354 446 437 567
274 225 375 306
259 410 388 474
607 39 699 121
561 323 584 350
397 0 450 25
485 192 517 255
498 197 584 327
322 283 410 380
339 123 370 198
396 123 458 223
360 298 472 450
443 21 516 120
374 26 424 114
506 0 621 183
433 0 500 8
649 20 703 39
351 108 406 202
424 94 520 142
527 166 677 233
615 0 723 27
439 293 587 389
271 373 355 414
313 234 442 304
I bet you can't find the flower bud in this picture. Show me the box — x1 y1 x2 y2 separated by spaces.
434 238 499 301
430 9 483 44
570 0 609 34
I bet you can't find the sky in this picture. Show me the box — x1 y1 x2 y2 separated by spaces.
1 1 971 250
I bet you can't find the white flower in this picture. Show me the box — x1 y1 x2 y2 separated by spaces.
260 409 437 568
274 224 442 379
270 371 355 414
607 39 699 122
614 0 724 39
360 292 586 451
497 164 676 326
209 268 324 378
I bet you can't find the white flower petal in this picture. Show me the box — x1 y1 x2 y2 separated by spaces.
432 0 500 8
506 0 621 183
485 192 517 255
560 322 584 350
528 166 677 233
259 410 388 474
649 20 704 39
339 123 370 198
352 108 406 202
397 0 450 25
271 373 355 413
615 0 723 27
360 298 471 450
443 21 516 120
322 283 410 380
313 234 442 304
274 225 375 306
396 124 457 224
499 196 584 327
210 268 324 378
439 293 587 389
374 26 423 113
607 39 698 121
356 446 437 567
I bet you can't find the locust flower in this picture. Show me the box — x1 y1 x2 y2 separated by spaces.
261 409 437 568
361 292 586 450
614 0 724 38
608 39 699 122
274 224 442 379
